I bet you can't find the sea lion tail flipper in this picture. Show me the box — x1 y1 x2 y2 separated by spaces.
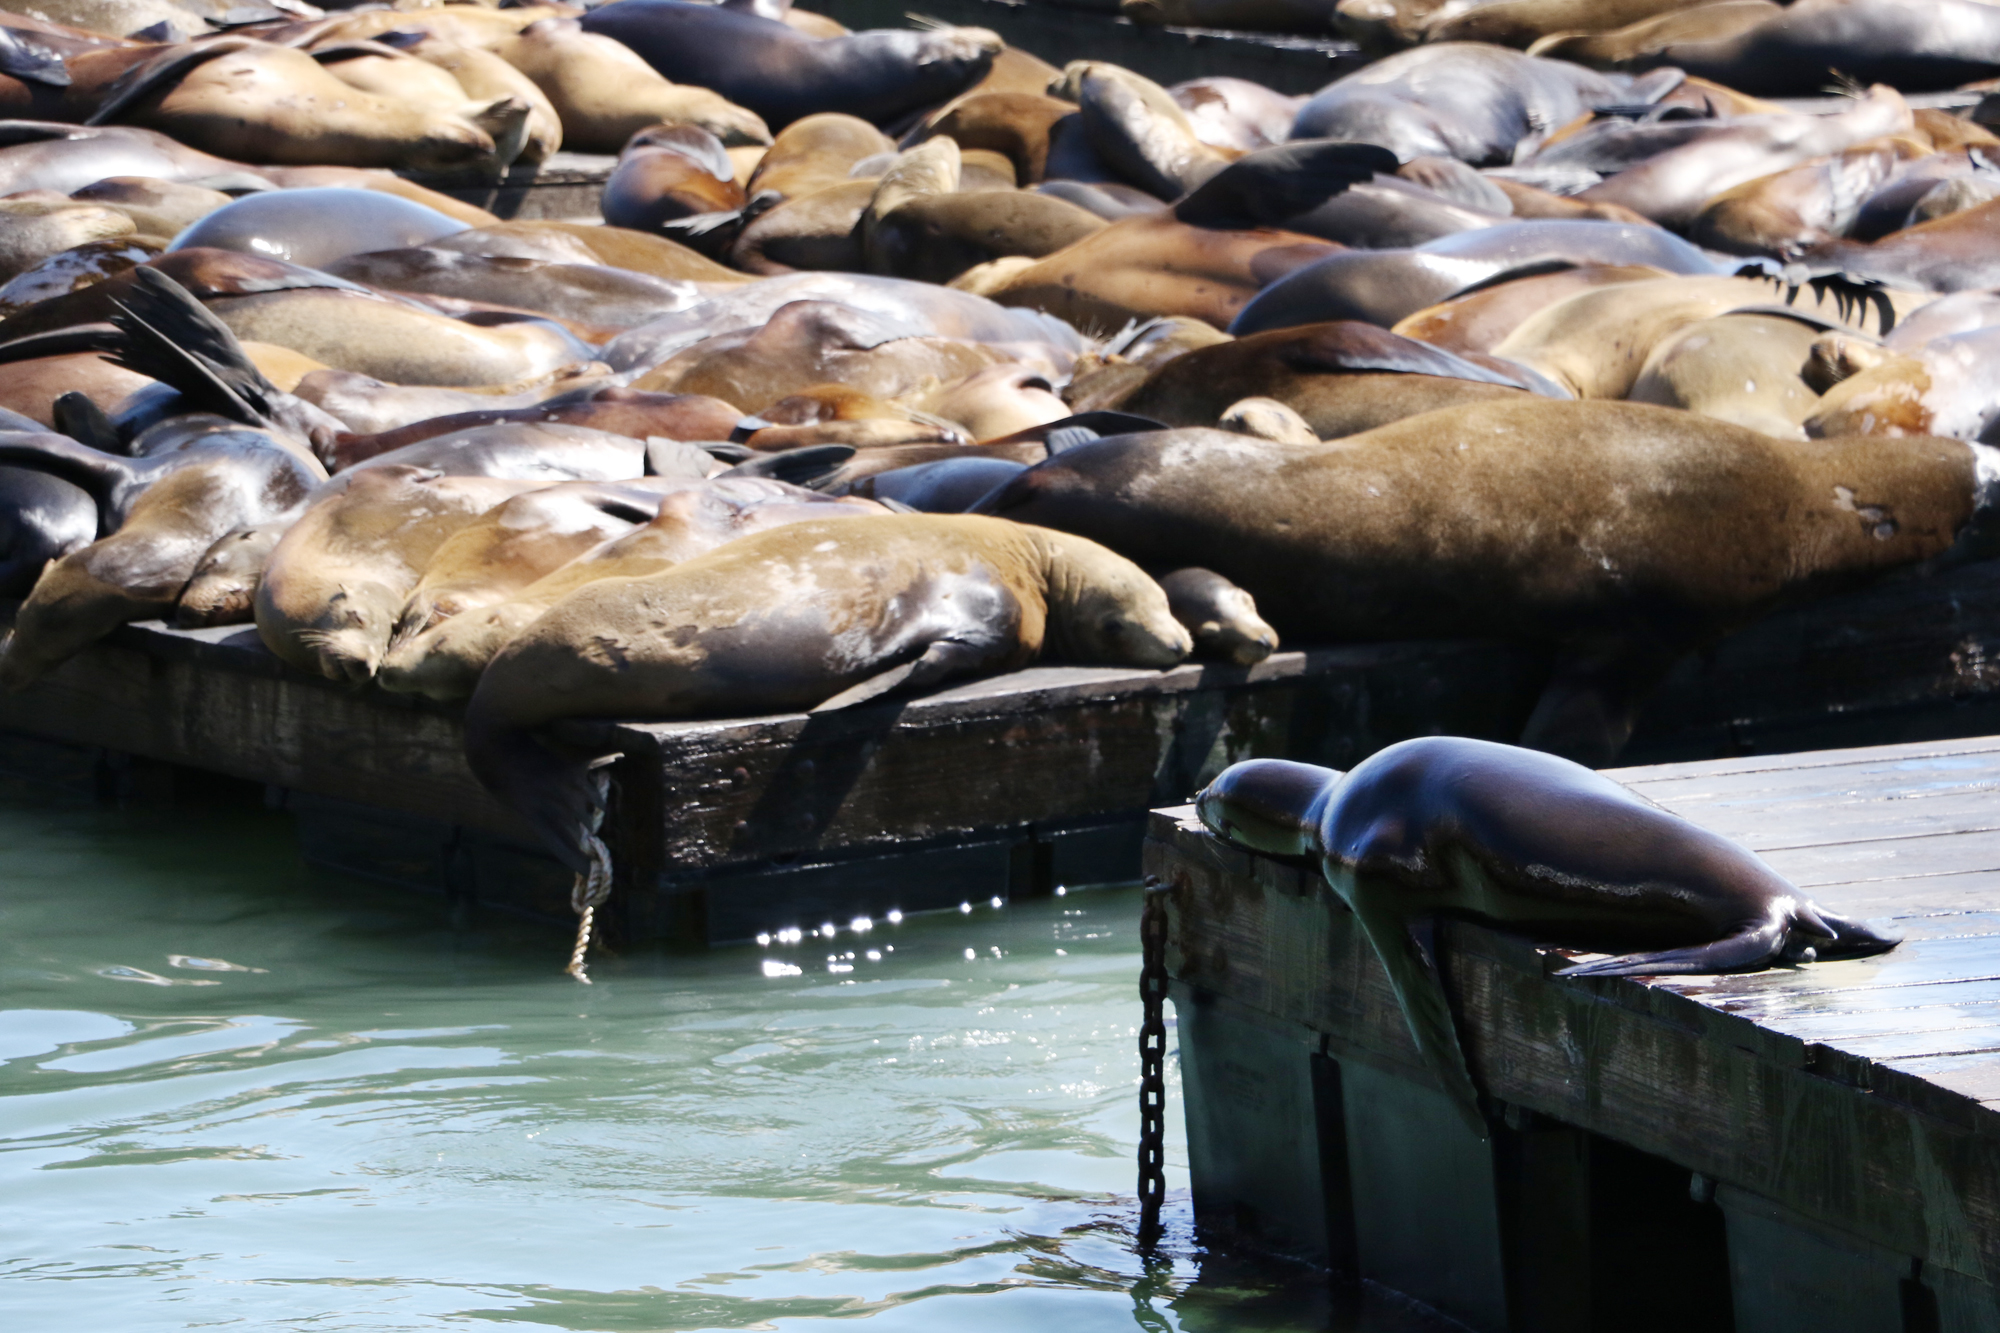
810 636 1001 713
1812 907 1905 958
1553 919 1787 977
1349 888 1488 1140
106 268 280 426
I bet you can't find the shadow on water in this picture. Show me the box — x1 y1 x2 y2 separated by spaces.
0 778 1457 1332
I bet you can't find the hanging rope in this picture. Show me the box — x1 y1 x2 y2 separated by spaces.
564 830 613 984
1137 875 1170 1250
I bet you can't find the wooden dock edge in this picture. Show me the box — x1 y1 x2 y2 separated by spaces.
1143 806 2000 1332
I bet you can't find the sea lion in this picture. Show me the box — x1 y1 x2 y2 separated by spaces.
84 38 534 174
0 197 134 281
342 421 696 486
0 463 96 595
1575 85 1914 228
1625 310 1830 438
1160 566 1276 664
1218 395 1318 443
973 403 1996 759
578 1 1001 131
1528 1 1781 69
377 476 884 699
165 187 470 269
1121 0 1335 33
633 299 1003 410
1174 139 1503 249
1806 195 2000 292
0 232 156 316
865 185 1107 286
1804 324 2000 442
982 212 1338 332
462 512 1191 870
254 467 538 682
906 91 1072 185
1194 739 1901 1127
428 220 744 285
1688 135 1924 257
1289 44 1675 165
744 113 894 202
0 420 324 686
493 16 772 152
326 387 743 471
1428 0 1727 47
844 454 1027 511
70 175 229 239
0 351 152 425
601 125 747 233
1051 60 1230 200
322 247 719 334
1637 0 2000 96
1115 321 1535 436
1169 77 1303 153
0 122 261 198
916 363 1069 441
1229 218 1718 335
1390 263 1667 353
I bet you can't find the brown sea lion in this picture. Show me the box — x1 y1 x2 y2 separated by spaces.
431 220 744 285
579 2 1001 132
906 91 1072 185
377 476 883 700
83 38 534 175
1575 85 1913 228
1195 739 1900 1131
1160 566 1277 665
493 17 771 152
866 174 1107 284
1051 60 1231 201
917 363 1069 440
0 233 156 314
289 363 620 437
1428 0 1725 47
0 422 324 687
69 175 228 238
1528 1 1780 68
254 467 539 683
327 388 743 471
348 31 565 165
633 299 1003 409
0 351 151 424
973 404 1997 760
983 213 1338 332
601 125 748 233
744 113 894 202
1116 321 1533 436
1218 396 1318 444
1391 263 1666 353
322 247 722 335
0 197 133 281
1688 135 1924 257
1807 195 2000 292
1626 310 1830 438
462 512 1191 871
1804 324 2000 442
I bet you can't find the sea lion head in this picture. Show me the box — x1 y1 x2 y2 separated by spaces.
1158 567 1278 665
1035 529 1190 668
1194 758 1337 858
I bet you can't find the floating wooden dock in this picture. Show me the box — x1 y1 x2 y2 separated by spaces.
1146 735 2000 1330
7 555 2000 946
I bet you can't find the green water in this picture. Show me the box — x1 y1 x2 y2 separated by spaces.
0 788 1441 1332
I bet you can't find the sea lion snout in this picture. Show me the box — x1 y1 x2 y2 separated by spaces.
1194 758 1331 857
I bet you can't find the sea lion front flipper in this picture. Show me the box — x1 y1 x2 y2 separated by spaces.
1553 918 1786 977
810 637 998 713
1345 881 1489 1140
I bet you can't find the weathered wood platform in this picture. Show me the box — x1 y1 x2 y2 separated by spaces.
398 151 616 222
7 554 2000 948
1146 736 2000 1330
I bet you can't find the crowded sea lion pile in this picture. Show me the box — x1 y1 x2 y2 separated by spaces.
0 0 1997 885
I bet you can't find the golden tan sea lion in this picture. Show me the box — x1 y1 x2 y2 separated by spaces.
1626 310 1830 438
462 513 1190 871
1391 263 1668 353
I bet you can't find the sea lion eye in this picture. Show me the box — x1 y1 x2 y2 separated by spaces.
1101 616 1126 637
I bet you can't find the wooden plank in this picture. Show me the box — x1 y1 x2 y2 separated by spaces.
397 151 616 222
1795 872 2000 919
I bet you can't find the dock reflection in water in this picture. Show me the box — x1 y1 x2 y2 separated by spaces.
0 789 1445 1331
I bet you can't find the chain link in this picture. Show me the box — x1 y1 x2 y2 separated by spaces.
1137 874 1170 1250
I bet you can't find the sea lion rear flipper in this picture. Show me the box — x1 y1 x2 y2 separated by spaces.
1347 884 1489 1140
1554 918 1787 977
810 637 1000 713
106 267 280 428
1814 907 1904 958
722 445 856 489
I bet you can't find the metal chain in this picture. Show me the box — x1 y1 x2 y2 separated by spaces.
1137 874 1170 1250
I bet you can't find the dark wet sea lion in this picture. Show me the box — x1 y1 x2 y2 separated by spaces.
165 187 470 269
579 1 1001 131
0 463 96 595
1174 139 1504 249
983 213 1338 332
1116 321 1535 436
0 420 323 686
1159 566 1275 665
845 454 1027 511
1289 44 1675 165
1229 218 1717 335
463 512 1191 871
974 404 1995 759
255 467 538 683
1575 85 1914 228
1195 739 1900 1128
1640 0 2000 96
